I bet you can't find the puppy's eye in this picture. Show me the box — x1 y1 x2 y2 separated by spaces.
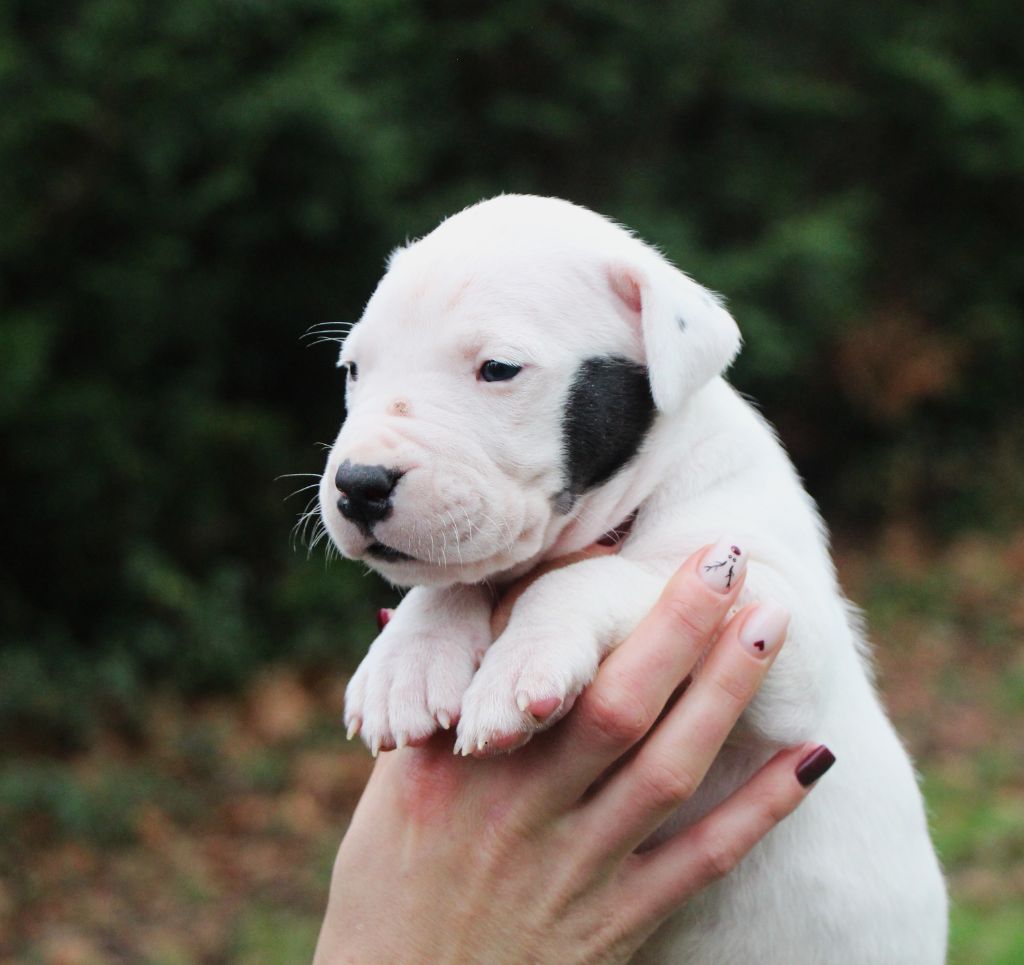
342 361 359 382
479 360 522 383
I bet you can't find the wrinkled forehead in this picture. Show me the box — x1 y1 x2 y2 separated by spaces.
345 241 633 362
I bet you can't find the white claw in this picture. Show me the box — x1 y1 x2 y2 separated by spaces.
370 737 381 758
396 734 407 749
437 711 451 730
346 719 359 741
516 693 530 712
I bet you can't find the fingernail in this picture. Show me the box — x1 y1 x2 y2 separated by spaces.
377 608 391 631
699 538 747 593
738 601 789 658
796 745 836 787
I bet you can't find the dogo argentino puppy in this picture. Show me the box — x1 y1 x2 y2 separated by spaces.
317 195 947 963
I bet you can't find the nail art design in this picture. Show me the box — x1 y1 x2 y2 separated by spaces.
700 539 747 593
738 600 789 658
704 545 742 587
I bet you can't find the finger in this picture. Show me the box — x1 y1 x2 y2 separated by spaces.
490 542 619 637
619 743 835 932
538 539 749 808
579 597 790 851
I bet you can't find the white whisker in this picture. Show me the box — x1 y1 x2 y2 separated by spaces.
439 522 448 568
446 511 464 566
290 495 321 551
301 321 356 341
308 521 331 559
306 336 347 348
282 481 321 502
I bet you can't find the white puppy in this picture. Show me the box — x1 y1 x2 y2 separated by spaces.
317 195 947 963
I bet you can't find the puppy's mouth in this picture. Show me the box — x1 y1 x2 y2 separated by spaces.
365 541 416 563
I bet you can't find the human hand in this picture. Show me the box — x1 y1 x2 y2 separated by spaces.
315 543 834 964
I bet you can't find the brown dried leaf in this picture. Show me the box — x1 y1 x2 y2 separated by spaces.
246 670 314 742
834 308 964 421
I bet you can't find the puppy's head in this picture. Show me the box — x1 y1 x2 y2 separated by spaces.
318 195 740 586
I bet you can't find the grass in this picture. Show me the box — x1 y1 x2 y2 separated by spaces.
229 908 323 964
926 764 1024 965
950 905 1024 965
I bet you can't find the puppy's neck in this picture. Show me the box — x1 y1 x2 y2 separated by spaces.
542 379 738 558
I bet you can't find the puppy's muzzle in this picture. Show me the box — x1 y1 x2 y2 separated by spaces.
335 461 404 534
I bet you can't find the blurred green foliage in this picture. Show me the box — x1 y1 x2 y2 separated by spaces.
2 0 1022 741
0 758 199 844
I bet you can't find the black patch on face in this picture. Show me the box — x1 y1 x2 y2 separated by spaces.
558 357 655 505
552 488 577 515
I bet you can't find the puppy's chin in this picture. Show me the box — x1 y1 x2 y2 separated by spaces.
363 526 551 588
367 557 496 588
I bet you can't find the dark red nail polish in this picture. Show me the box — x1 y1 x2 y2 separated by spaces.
376 608 391 631
796 745 835 787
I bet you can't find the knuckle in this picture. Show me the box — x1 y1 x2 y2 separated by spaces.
660 595 712 643
583 679 650 746
635 754 701 811
710 668 757 707
696 825 745 882
752 785 795 828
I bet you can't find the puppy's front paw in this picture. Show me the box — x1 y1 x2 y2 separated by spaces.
454 630 601 756
345 622 485 755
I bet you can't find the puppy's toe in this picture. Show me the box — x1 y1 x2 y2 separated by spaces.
358 702 395 757
512 664 583 724
454 678 525 756
343 662 375 746
454 632 601 756
425 646 476 732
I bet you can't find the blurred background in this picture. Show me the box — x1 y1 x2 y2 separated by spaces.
1 0 1022 961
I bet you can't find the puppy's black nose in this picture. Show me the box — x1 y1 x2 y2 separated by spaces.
334 461 402 527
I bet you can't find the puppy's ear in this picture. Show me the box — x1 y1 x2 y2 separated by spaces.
608 256 741 412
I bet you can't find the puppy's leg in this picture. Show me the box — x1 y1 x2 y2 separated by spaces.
455 556 665 755
345 584 492 754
